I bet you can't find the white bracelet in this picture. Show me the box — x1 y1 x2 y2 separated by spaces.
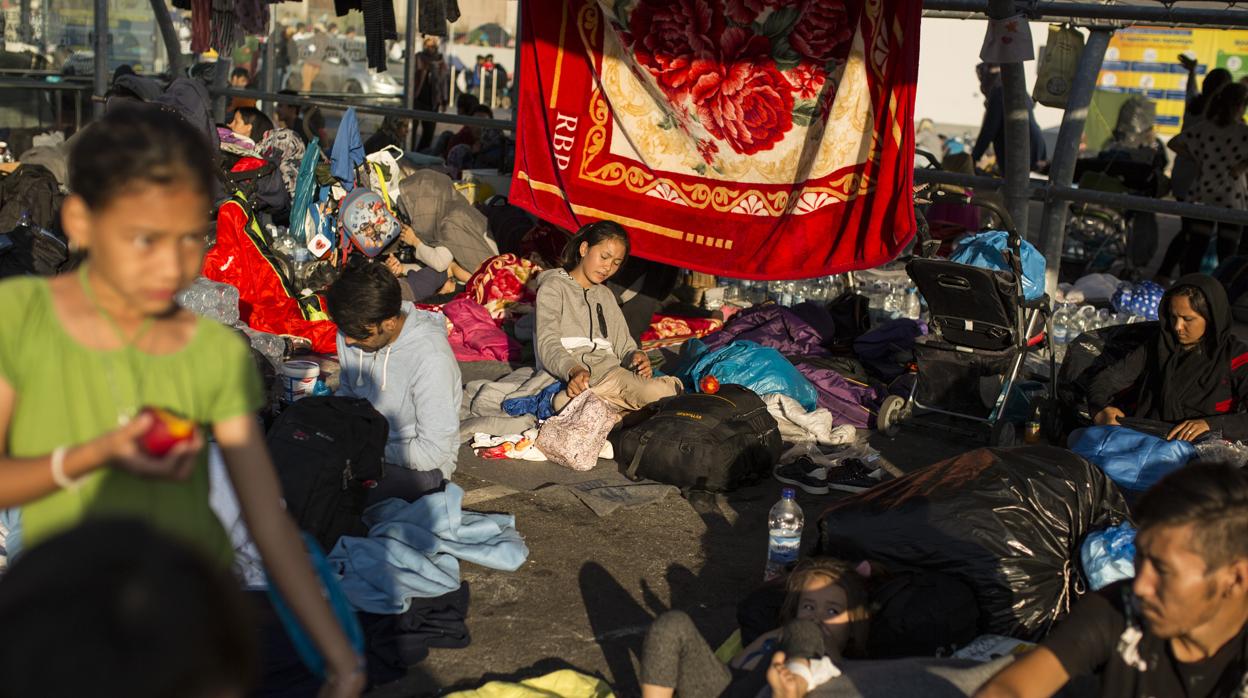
50 447 79 490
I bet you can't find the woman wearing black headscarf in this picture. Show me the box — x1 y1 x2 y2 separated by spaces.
1089 274 1248 442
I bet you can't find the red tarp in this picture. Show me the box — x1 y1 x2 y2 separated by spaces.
509 0 922 280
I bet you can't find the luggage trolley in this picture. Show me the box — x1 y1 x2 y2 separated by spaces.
876 197 1057 446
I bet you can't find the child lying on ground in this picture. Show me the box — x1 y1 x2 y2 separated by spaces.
0 105 363 695
535 221 683 412
641 558 870 698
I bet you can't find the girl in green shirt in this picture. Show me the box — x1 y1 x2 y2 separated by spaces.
0 106 364 696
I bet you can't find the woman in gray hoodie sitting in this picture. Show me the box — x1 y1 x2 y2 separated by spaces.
536 222 683 412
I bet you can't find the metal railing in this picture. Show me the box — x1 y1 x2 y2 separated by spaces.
212 86 516 131
923 0 1248 29
0 78 92 132
914 168 1248 228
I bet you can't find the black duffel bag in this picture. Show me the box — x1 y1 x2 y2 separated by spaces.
612 384 782 493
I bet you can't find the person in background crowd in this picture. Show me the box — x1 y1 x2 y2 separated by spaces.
301 25 329 92
972 63 1047 174
974 462 1248 698
325 259 462 502
228 67 257 112
227 106 274 145
535 221 683 413
1167 82 1248 270
275 90 306 144
178 17 192 58
642 558 869 698
363 116 409 156
1157 62 1235 283
1090 275 1248 442
0 519 258 698
0 105 364 695
412 36 449 153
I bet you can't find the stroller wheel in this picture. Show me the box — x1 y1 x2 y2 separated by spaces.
878 395 907 437
990 420 1018 448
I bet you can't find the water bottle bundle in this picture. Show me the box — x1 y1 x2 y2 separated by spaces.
718 276 850 309
1049 280 1161 363
177 277 289 364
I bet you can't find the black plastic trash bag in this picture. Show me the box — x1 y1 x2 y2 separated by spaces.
817 446 1128 640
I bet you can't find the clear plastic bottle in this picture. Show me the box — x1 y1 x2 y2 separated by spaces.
764 487 804 581
1052 303 1073 363
291 248 312 290
883 283 902 320
903 287 921 320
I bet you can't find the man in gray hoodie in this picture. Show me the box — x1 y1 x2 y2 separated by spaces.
326 260 462 501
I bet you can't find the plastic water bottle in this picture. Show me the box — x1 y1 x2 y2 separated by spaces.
883 284 902 320
1052 304 1072 362
764 487 804 581
903 287 921 321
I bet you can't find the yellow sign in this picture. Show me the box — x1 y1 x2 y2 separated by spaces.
1098 27 1248 134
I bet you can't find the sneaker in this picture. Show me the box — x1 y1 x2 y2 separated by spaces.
774 456 829 495
825 458 884 494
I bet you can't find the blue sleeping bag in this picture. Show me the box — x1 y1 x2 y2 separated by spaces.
950 230 1047 301
1068 426 1196 492
675 339 820 411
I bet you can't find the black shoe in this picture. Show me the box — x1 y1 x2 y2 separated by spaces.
825 458 883 493
774 456 829 495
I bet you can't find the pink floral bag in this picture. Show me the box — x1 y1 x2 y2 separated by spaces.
534 390 621 472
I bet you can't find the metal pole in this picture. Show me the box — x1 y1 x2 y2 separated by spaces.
1037 28 1111 295
150 0 183 78
92 0 108 117
262 4 276 114
404 0 418 152
923 0 1248 29
211 56 230 122
987 0 1031 237
513 0 522 118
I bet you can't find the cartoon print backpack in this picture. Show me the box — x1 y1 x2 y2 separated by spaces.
338 187 399 258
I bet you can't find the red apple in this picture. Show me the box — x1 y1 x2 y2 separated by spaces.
699 374 720 394
139 407 196 457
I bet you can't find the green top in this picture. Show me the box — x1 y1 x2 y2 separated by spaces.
0 276 263 563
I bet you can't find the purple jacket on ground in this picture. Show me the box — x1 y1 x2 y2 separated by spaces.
701 304 827 356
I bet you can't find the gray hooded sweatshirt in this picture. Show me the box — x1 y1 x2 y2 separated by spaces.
397 169 498 273
336 302 462 475
535 269 637 385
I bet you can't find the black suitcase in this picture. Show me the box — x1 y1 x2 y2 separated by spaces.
612 385 782 493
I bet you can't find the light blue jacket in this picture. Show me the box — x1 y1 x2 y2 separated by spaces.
328 483 529 613
336 302 462 475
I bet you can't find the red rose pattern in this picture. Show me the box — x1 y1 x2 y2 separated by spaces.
725 0 786 24
790 0 856 65
787 63 825 100
622 0 856 156
629 0 725 97
688 28 794 155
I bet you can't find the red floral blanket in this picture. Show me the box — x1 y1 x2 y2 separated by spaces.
510 0 921 279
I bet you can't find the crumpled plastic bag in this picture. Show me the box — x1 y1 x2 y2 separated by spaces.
1081 522 1136 590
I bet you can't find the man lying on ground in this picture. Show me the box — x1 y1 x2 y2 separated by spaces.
325 258 462 501
974 462 1248 698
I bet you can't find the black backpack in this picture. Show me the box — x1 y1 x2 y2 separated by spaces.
612 385 782 493
267 397 389 550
